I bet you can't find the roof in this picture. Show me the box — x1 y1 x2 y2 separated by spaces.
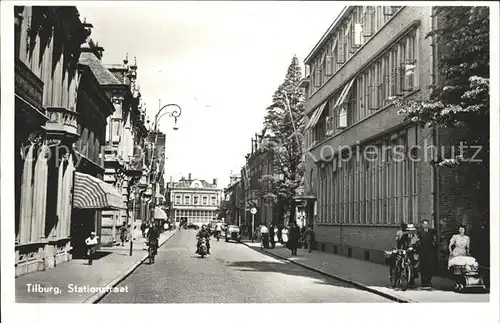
171 179 218 189
304 6 350 64
79 50 121 86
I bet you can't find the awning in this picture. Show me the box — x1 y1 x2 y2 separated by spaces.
73 171 126 210
154 207 168 220
305 101 328 130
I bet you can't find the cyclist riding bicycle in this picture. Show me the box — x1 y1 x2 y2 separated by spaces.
147 223 161 258
390 223 420 287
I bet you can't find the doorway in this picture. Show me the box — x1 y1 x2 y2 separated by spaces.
70 209 96 259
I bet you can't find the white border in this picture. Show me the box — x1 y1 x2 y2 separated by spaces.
1 2 499 323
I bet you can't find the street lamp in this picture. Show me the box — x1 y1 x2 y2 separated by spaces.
147 102 182 223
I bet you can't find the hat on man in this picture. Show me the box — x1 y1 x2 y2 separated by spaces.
406 224 416 231
91 231 96 235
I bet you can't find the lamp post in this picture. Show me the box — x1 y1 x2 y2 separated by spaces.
148 102 182 224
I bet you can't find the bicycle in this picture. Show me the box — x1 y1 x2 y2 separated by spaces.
390 248 414 291
147 240 158 264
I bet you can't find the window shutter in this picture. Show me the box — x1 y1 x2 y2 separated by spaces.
338 106 348 129
362 7 374 37
383 6 394 16
354 23 363 47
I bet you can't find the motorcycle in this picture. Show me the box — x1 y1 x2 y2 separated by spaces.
198 237 208 258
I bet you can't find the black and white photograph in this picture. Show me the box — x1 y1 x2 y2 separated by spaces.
1 1 498 322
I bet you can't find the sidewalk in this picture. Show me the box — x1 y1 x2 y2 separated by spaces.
15 230 176 303
243 241 489 303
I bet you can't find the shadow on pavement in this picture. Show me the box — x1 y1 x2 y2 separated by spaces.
226 258 363 292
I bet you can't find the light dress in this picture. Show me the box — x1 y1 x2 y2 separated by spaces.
448 234 471 268
282 229 289 243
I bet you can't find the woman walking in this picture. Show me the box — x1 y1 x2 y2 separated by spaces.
281 226 289 247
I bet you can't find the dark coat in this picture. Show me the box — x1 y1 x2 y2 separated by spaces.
288 226 301 249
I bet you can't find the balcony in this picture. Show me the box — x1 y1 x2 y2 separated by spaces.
15 58 47 123
45 107 80 141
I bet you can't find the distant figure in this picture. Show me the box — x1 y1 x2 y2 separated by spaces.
85 232 99 265
281 226 289 247
163 222 169 232
269 222 276 249
304 225 315 253
141 222 147 238
288 222 301 256
120 222 128 246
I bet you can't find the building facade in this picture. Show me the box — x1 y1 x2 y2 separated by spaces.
14 6 90 276
100 56 149 246
241 130 280 229
302 6 436 264
224 175 244 226
14 6 122 275
167 174 222 226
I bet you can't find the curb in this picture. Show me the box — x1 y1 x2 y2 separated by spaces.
83 231 177 304
242 241 414 303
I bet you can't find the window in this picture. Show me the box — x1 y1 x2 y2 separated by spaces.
175 195 181 205
202 196 208 205
194 196 199 205
112 119 121 142
211 196 216 205
184 195 190 205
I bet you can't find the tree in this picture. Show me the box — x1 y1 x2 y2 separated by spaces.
261 56 306 223
392 6 489 265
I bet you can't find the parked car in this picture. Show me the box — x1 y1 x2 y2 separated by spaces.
186 223 199 230
225 225 241 243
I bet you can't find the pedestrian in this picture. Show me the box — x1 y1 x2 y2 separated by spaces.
163 221 169 232
141 222 146 238
120 221 128 246
300 226 307 249
417 219 437 288
288 222 300 256
273 226 279 246
304 225 315 253
277 225 283 244
269 222 276 249
281 226 289 247
259 223 270 248
85 231 99 265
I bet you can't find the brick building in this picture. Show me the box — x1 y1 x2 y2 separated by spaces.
301 6 437 265
301 5 489 272
224 175 244 226
241 129 279 229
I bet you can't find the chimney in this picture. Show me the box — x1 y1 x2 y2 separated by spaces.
213 178 217 186
188 173 192 181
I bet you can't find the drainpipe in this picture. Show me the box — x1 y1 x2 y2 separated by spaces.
430 7 442 272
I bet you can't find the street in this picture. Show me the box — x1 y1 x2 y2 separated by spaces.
100 230 392 303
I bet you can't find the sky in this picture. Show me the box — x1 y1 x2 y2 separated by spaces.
77 1 344 189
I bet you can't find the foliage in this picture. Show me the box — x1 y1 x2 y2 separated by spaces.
393 6 489 168
260 56 306 221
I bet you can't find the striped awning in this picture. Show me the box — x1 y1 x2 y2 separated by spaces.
154 207 168 220
73 172 125 210
305 101 328 130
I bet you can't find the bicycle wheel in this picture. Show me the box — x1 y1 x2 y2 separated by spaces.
400 262 410 291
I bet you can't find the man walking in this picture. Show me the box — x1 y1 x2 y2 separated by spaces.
418 219 437 288
288 222 300 256
85 232 99 265
120 222 128 246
